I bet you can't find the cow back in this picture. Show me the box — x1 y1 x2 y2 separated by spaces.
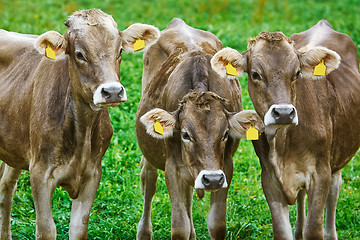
291 20 360 171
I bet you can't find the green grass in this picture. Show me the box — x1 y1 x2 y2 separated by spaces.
1 0 360 239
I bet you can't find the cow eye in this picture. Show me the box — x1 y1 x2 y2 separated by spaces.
293 69 301 81
75 51 86 61
181 131 191 142
221 130 229 141
251 71 261 81
117 48 124 59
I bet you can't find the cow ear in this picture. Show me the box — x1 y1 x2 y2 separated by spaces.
228 110 264 139
121 23 160 53
211 47 247 78
140 108 176 139
34 31 67 59
298 46 341 79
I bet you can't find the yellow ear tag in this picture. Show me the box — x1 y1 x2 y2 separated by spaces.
246 123 259 140
313 60 326 76
133 38 145 52
45 44 56 60
226 62 237 76
154 120 164 135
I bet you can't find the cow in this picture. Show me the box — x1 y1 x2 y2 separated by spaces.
211 20 360 239
135 18 263 240
0 9 159 240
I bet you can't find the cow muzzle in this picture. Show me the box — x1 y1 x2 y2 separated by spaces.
264 104 298 126
194 170 228 190
93 82 127 107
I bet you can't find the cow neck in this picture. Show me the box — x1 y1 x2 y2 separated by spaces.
65 79 103 140
265 126 291 188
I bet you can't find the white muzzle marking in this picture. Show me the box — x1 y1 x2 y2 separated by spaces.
194 170 228 189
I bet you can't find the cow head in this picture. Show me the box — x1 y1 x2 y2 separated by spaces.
140 91 263 191
211 33 340 132
34 9 160 110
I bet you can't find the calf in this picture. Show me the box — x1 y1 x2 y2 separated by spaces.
0 9 159 239
212 20 360 239
135 18 263 239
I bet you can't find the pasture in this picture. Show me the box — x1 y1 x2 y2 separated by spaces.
1 0 360 239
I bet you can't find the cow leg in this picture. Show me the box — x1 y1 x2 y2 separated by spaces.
261 170 293 240
0 162 22 240
208 188 228 240
294 189 306 240
137 157 158 240
324 170 342 240
207 156 232 240
165 159 192 239
30 165 58 240
69 162 102 240
303 172 331 240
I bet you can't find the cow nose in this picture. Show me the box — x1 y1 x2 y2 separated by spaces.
194 170 228 190
101 86 125 102
101 85 125 102
201 173 225 190
93 82 127 107
271 106 296 124
264 104 298 126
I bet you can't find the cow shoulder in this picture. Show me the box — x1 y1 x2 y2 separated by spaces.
159 18 222 56
291 19 359 68
0 30 38 68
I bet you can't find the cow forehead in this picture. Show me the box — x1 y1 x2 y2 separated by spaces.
249 38 299 70
180 98 228 132
65 9 119 36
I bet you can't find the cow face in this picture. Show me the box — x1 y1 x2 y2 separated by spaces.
34 9 159 110
140 91 263 191
211 34 340 130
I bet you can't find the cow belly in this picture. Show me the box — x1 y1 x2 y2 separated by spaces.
0 149 29 169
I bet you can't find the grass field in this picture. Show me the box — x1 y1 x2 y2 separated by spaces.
1 0 360 239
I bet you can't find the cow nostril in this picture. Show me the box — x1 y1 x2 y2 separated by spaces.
118 86 124 98
101 88 111 100
202 175 211 187
272 108 280 119
218 175 225 186
289 108 296 119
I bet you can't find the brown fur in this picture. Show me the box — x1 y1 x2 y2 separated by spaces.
135 18 254 240
0 9 159 240
248 31 293 50
246 20 360 239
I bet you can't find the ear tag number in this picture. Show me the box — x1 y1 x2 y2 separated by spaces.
246 123 259 140
154 120 164 135
133 38 145 51
313 60 326 76
45 44 56 60
226 62 237 76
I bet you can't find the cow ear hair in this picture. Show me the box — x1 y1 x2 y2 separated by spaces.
140 108 176 139
298 46 341 79
211 47 247 78
228 110 264 139
121 23 160 53
34 31 67 59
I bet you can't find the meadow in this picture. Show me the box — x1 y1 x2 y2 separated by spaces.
1 0 360 239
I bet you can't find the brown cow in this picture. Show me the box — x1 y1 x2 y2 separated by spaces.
212 20 360 239
135 18 263 240
0 9 159 240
